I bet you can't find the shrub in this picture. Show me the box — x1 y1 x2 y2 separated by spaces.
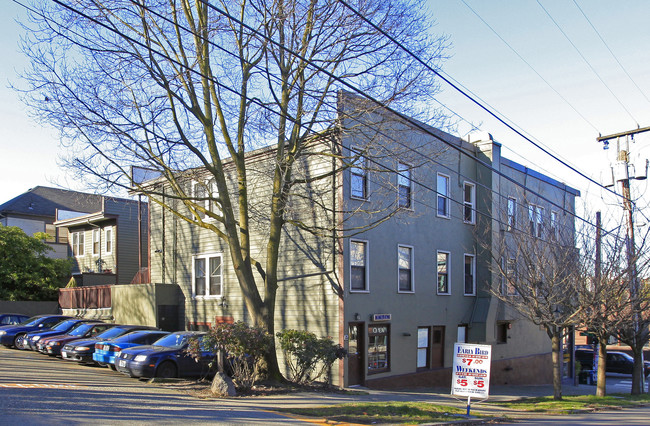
189 321 272 391
276 329 347 384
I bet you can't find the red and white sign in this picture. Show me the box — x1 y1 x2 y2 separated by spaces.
451 343 492 399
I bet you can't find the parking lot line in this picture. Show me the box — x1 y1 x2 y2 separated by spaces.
0 383 86 388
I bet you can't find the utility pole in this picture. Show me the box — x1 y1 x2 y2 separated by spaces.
598 127 650 394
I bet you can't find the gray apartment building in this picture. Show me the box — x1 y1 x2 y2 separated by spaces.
146 93 580 388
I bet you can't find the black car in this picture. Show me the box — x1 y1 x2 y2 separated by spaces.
60 325 158 364
575 349 650 376
0 313 30 326
115 331 215 378
23 318 98 351
0 315 71 348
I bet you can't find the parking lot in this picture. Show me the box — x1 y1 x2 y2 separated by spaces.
0 346 307 425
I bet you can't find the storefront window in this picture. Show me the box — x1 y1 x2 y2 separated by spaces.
368 324 390 373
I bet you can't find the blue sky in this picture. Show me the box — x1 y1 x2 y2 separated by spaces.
2 0 649 219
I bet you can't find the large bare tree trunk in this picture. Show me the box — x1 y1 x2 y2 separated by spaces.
596 341 607 397
551 331 563 400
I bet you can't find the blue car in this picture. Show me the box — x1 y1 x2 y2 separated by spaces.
60 325 159 364
23 318 99 351
0 313 30 326
93 330 170 368
115 331 216 378
0 315 71 349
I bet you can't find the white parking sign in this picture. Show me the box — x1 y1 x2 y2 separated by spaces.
451 343 491 399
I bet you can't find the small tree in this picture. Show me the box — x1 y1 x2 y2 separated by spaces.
276 329 346 385
189 321 272 391
0 225 72 301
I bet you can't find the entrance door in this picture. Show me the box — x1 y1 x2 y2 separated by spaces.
348 323 364 386
431 326 445 368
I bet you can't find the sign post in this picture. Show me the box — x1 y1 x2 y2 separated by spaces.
451 343 492 416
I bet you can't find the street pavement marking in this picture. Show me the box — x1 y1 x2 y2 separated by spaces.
0 383 85 388
262 410 367 426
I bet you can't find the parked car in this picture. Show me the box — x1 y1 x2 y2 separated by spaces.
60 325 158 364
575 349 650 376
23 319 99 351
93 330 170 369
0 313 30 326
0 315 71 349
38 322 113 355
115 331 216 379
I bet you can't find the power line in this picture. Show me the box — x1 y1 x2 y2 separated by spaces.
536 0 639 127
14 0 601 236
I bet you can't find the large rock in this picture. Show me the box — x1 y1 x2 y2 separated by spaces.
211 372 237 397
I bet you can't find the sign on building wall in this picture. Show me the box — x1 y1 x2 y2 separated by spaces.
451 343 492 399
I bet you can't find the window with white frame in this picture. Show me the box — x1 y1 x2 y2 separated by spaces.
105 227 113 254
464 254 476 295
417 327 430 369
550 211 558 240
92 229 100 256
72 231 85 256
437 174 449 217
398 245 413 292
398 163 412 208
193 180 219 219
507 197 517 231
457 325 468 343
528 204 544 238
193 254 223 298
437 251 450 294
350 240 368 292
463 182 475 224
350 152 367 199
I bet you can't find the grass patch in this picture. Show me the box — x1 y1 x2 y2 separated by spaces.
277 401 481 424
494 393 650 414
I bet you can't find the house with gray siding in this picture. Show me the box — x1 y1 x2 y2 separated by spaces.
146 93 579 388
54 196 148 286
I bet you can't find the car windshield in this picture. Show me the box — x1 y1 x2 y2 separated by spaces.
20 316 44 326
51 319 78 331
69 323 98 336
152 333 192 349
94 327 130 340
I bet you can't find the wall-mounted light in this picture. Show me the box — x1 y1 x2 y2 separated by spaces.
354 313 360 321
218 297 228 308
154 249 163 253
402 332 411 337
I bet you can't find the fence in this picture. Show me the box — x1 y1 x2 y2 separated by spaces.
59 285 112 309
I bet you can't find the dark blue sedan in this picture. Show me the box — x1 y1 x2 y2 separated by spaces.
0 315 71 349
115 331 215 378
0 313 30 326
23 318 99 351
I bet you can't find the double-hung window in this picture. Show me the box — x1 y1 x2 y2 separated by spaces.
92 229 100 256
398 163 412 208
350 240 368 292
507 197 517 231
417 327 430 369
350 152 367 199
550 211 558 240
398 245 413 292
463 182 475 224
437 251 450 294
437 174 449 217
464 254 476 295
72 231 85 256
193 180 219 220
193 254 223 298
528 204 544 238
105 227 113 254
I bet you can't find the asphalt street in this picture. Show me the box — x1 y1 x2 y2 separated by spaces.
0 346 309 425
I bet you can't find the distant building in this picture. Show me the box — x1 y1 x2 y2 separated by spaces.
0 186 103 258
0 186 148 285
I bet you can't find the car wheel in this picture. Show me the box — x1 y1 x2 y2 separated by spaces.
155 361 177 378
14 334 26 350
108 364 117 371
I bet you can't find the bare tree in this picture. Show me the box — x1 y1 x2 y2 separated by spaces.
17 0 448 379
484 199 583 400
